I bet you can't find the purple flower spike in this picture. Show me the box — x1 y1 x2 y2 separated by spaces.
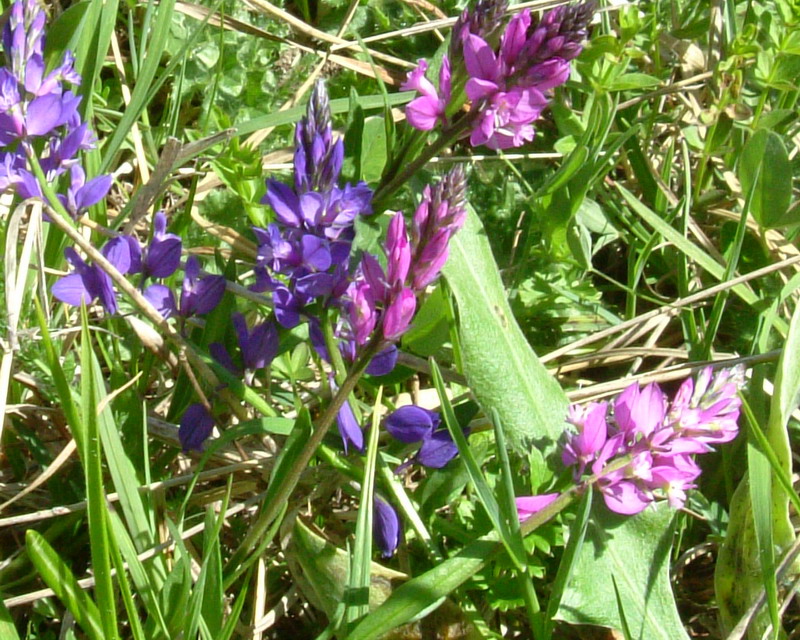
179 403 215 452
179 256 225 317
336 398 364 454
145 211 182 279
373 496 401 558
515 493 559 521
385 405 439 443
232 313 279 372
417 429 460 468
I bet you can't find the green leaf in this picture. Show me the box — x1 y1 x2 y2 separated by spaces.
80 308 119 640
739 129 792 228
345 534 500 640
717 301 800 636
430 361 527 571
359 117 388 184
443 206 568 453
25 530 105 640
0 598 20 640
607 73 661 91
556 501 690 640
345 389 383 628
99 0 177 174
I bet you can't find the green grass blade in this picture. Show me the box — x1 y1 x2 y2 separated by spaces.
99 0 177 174
748 440 780 637
25 530 104 640
429 359 527 571
80 306 119 639
491 408 544 631
544 489 591 637
345 533 501 640
345 388 383 629
0 598 20 640
109 511 172 638
108 526 147 640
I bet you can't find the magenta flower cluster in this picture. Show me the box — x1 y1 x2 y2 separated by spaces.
402 1 594 150
0 0 111 217
517 366 745 519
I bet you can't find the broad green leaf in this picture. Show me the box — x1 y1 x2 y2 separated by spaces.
739 129 792 228
25 530 105 640
401 284 450 357
556 502 690 640
443 207 568 453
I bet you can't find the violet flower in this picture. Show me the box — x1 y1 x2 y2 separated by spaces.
51 238 138 314
143 211 182 279
336 397 364 454
373 496 401 558
0 0 111 218
252 80 373 315
179 256 226 317
179 403 215 452
232 313 279 373
515 367 745 520
385 404 466 470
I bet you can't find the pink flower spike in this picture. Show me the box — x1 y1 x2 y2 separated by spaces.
515 493 560 521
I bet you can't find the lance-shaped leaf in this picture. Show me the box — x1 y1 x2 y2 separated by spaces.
443 206 568 453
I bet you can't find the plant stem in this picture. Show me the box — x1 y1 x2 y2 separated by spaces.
321 310 348 386
373 114 474 205
227 337 382 568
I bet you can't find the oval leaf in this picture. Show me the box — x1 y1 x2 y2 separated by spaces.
739 129 792 228
556 501 690 640
443 207 568 453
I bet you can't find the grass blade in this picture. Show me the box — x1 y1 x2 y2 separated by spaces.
25 530 104 640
